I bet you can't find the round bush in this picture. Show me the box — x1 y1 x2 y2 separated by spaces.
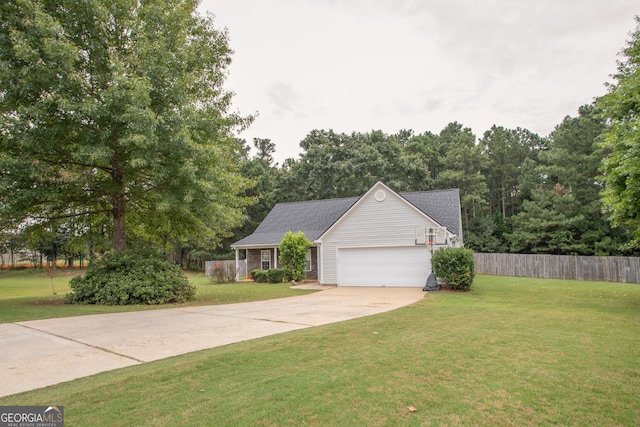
65 251 195 305
432 247 475 291
250 269 269 283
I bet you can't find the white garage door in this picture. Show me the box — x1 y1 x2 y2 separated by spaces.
338 246 431 287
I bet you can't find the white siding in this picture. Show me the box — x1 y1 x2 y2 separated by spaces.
319 183 441 284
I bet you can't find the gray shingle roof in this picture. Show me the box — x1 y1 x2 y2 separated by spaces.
232 188 461 247
232 197 358 247
402 189 461 238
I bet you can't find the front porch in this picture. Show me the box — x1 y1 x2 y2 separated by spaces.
237 246 319 280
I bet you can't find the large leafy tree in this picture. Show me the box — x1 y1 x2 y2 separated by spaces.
434 122 489 231
277 129 412 202
471 126 544 253
480 126 544 219
238 138 280 237
0 0 250 252
597 17 640 244
279 129 353 201
399 130 435 192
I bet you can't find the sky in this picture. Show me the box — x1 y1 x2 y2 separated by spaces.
199 0 638 164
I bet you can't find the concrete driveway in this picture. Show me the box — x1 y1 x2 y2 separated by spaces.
0 286 423 397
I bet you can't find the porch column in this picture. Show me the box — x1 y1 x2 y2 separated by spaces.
316 244 322 284
316 242 324 285
234 248 240 281
274 246 278 268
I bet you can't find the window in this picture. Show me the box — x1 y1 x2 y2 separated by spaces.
427 228 436 244
304 249 312 271
261 250 271 270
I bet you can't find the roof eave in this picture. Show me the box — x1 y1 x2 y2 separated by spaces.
231 242 320 250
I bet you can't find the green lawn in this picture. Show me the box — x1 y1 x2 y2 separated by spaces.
1 275 639 426
0 270 315 323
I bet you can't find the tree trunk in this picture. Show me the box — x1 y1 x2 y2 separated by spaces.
111 152 127 252
112 191 127 252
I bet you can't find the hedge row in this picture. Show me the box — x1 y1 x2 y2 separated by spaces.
250 268 300 284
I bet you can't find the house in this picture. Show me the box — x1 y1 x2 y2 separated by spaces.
231 181 463 287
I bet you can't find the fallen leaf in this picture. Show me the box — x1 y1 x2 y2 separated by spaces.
408 405 417 412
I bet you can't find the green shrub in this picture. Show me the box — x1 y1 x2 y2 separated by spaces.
286 267 306 282
279 231 310 282
251 269 268 283
65 251 195 305
267 268 290 283
431 247 475 291
250 268 293 284
210 265 236 284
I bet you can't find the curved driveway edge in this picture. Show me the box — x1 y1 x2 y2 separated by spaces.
0 286 423 397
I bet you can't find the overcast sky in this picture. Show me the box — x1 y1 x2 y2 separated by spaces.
199 0 638 163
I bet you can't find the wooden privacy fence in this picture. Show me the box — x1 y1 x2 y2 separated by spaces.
205 260 247 279
474 253 640 283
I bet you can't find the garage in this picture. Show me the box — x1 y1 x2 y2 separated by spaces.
337 246 431 287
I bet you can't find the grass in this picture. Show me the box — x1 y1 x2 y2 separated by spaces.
1 275 639 425
0 269 315 323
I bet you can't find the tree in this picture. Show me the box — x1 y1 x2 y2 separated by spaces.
276 128 438 205
398 134 434 192
31 226 66 268
434 123 489 236
284 129 363 201
463 214 509 253
539 105 626 255
0 226 27 268
233 138 280 243
0 0 250 252
278 231 311 281
253 138 277 165
509 185 586 254
242 138 279 229
597 17 640 244
480 126 544 219
506 105 634 255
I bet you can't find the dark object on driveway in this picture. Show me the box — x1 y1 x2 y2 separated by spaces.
423 273 441 292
